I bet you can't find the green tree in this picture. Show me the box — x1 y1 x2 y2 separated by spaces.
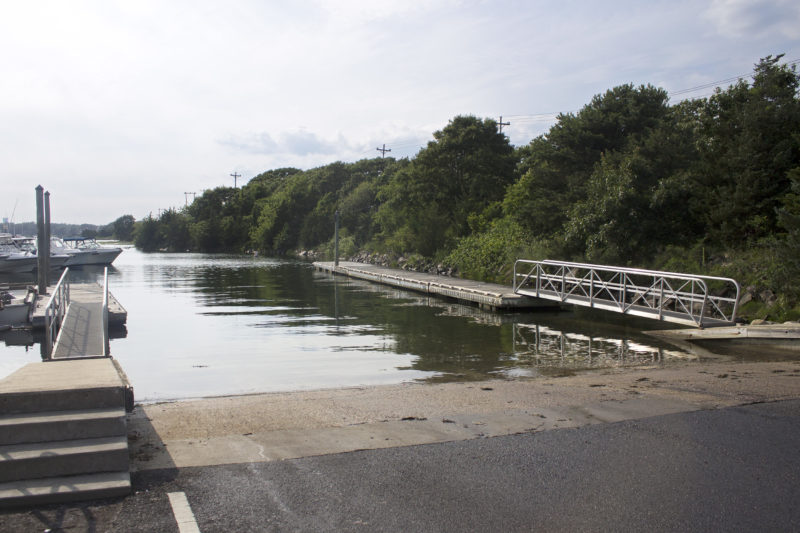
376 115 516 255
505 84 670 239
693 55 800 245
133 215 161 252
111 215 136 241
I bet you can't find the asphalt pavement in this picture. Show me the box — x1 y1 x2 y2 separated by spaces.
2 399 799 532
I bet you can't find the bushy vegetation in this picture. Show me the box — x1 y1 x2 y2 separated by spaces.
132 56 800 321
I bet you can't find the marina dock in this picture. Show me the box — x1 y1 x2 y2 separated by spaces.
313 261 554 311
0 276 132 507
32 283 126 359
30 282 127 333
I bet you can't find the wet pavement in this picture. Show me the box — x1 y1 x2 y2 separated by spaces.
2 399 799 532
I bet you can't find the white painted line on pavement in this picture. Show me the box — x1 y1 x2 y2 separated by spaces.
167 491 201 533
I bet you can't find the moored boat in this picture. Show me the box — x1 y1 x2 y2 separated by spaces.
0 287 36 328
57 237 123 266
0 234 38 273
12 236 71 269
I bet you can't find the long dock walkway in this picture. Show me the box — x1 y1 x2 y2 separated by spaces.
313 261 554 311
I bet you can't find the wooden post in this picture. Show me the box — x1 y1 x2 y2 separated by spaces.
334 210 340 268
35 185 47 294
44 191 52 286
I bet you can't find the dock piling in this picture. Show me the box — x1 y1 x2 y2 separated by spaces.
35 185 46 294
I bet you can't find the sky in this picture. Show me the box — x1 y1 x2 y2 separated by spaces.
1 0 799 225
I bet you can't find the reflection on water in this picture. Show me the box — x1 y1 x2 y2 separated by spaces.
511 324 693 376
1 249 695 401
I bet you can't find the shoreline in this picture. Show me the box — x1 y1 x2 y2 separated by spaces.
129 358 800 472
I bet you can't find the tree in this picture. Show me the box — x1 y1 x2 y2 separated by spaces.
693 55 800 245
563 100 701 263
112 215 136 241
376 115 516 255
505 84 671 239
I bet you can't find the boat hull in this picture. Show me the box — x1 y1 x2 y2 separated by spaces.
0 303 31 327
64 248 122 266
0 256 39 273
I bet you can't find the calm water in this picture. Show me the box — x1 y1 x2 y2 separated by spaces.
1 248 696 401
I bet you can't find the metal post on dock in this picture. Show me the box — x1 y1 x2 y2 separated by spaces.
44 191 52 285
334 210 340 268
35 185 47 294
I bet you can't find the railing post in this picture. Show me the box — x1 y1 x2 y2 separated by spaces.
102 267 110 356
621 273 628 312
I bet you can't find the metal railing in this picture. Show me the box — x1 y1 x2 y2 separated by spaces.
513 259 740 328
102 266 109 356
44 267 71 359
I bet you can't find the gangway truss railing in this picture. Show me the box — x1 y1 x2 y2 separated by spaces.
513 259 740 328
44 267 71 359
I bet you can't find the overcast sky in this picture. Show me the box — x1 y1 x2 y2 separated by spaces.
2 0 799 225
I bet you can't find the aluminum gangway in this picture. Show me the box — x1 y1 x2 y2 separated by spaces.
513 259 740 328
44 267 112 359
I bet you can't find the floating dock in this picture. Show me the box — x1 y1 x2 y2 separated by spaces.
313 261 555 311
30 282 127 332
647 323 800 352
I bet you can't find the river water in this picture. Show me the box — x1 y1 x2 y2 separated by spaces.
1 248 696 402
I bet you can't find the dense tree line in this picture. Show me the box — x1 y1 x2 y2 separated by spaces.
132 56 800 320
8 216 135 241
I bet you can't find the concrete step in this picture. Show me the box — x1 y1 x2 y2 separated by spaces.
0 471 131 508
0 436 129 483
0 359 133 415
0 386 127 415
0 407 126 445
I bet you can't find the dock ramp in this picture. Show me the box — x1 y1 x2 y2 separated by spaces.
513 260 740 328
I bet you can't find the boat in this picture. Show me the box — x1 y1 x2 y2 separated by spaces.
11 236 71 269
55 237 123 266
0 234 39 274
0 287 36 328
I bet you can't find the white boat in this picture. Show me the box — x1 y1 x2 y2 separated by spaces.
55 237 123 266
11 236 71 269
0 234 38 274
0 287 36 328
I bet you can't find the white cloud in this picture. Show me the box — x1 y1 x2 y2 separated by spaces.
705 0 800 39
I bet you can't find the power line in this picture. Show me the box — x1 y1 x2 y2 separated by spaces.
669 58 799 98
501 57 800 123
230 172 241 188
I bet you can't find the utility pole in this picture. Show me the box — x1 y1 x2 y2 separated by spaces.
376 144 392 158
334 210 340 268
498 116 510 134
230 172 241 188
184 192 196 206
